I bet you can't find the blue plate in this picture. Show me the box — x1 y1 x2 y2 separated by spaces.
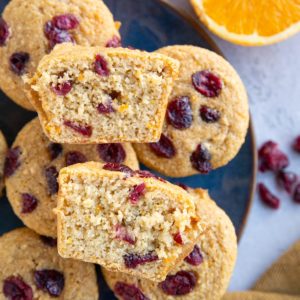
0 0 256 299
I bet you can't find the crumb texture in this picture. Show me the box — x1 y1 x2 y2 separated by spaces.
56 162 200 282
29 44 179 143
103 189 237 300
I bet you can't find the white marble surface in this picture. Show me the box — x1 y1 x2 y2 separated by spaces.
167 0 300 291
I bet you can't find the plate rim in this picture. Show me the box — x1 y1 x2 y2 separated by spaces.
154 0 258 241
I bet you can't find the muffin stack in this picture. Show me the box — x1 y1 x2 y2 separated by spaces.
0 0 249 299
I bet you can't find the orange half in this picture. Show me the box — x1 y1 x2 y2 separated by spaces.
190 0 300 46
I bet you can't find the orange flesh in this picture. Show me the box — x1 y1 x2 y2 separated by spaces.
203 0 300 36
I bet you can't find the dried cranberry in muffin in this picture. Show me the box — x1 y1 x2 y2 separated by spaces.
159 271 197 296
97 143 126 163
94 54 110 76
65 151 88 166
10 52 30 75
166 96 193 129
149 134 176 158
51 81 73 96
64 120 93 137
3 276 33 300
4 146 21 177
21 193 38 214
190 144 212 174
34 269 64 297
0 17 10 46
106 35 122 48
129 183 146 204
200 105 221 123
184 245 203 266
123 252 159 269
192 70 222 97
115 282 149 300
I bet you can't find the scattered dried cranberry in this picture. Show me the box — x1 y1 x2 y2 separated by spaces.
276 171 298 194
115 224 136 245
159 271 197 296
34 269 64 297
190 144 212 174
97 101 115 114
258 141 289 172
166 96 193 129
48 143 63 160
134 170 166 183
200 105 221 123
21 193 38 214
45 166 59 195
184 245 203 266
149 134 176 158
51 81 73 96
293 184 300 204
173 232 183 245
192 70 222 98
129 183 146 204
115 282 149 300
0 18 10 46
293 136 300 153
94 54 110 76
4 146 21 178
123 252 159 269
97 143 126 163
52 14 79 30
64 120 92 137
10 52 30 75
103 163 134 175
40 236 57 247
3 276 33 300
106 35 122 48
65 151 87 166
258 183 280 209
176 183 189 191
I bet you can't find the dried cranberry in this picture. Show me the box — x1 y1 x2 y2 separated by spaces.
258 183 280 209
192 70 222 98
97 101 115 114
115 224 136 245
293 184 300 204
34 269 64 297
97 144 126 163
258 141 289 172
123 252 159 269
51 81 73 96
200 105 221 123
10 52 30 75
64 120 92 137
0 18 10 46
3 276 33 300
173 232 183 245
94 54 110 76
134 170 166 183
45 166 59 195
44 20 59 39
48 143 63 160
48 30 75 49
190 144 212 174
129 183 146 204
106 35 122 48
21 193 38 213
166 96 193 129
52 14 79 30
65 151 87 166
293 136 300 153
115 282 149 300
276 171 298 194
149 134 176 158
40 236 57 247
176 183 189 191
4 146 21 178
159 271 197 296
184 245 203 266
103 163 134 175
